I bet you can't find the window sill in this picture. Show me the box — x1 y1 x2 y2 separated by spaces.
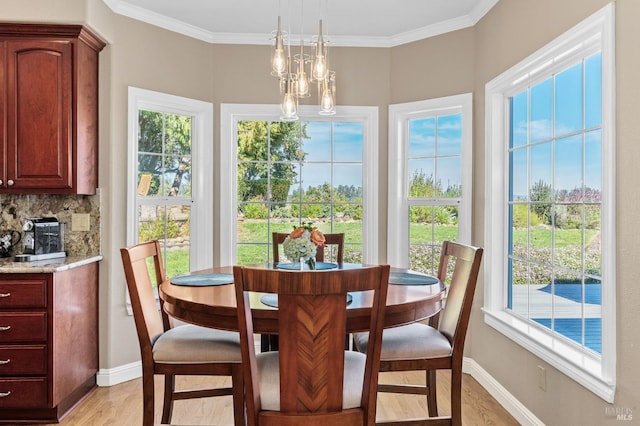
482 308 615 402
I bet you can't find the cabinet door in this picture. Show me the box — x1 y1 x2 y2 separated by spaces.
5 40 72 190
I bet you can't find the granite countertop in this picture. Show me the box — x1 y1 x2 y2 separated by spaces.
0 255 103 273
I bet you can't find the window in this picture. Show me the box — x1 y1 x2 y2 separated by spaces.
388 94 473 274
220 104 378 266
127 87 213 277
484 4 615 401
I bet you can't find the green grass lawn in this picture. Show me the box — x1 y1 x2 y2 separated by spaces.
164 248 190 278
165 221 599 273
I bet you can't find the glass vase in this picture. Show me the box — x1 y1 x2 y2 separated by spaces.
307 257 316 270
299 257 316 270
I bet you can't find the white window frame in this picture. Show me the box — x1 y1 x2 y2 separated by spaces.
220 104 379 266
483 4 615 402
127 87 213 270
387 93 473 268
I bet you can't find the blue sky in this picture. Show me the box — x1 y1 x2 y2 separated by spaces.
295 121 363 190
408 114 463 193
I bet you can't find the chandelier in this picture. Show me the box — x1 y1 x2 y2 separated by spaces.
270 1 336 121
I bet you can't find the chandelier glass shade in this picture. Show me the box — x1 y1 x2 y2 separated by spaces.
271 16 287 77
270 2 336 120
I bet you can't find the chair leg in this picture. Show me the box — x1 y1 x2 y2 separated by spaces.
261 334 279 351
450 368 463 426
142 371 156 426
426 369 438 417
260 334 270 352
231 364 245 426
161 374 175 424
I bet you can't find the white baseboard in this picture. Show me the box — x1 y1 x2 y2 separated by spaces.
96 361 142 387
463 357 544 426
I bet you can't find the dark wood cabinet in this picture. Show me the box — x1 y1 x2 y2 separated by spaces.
0 263 99 423
0 24 105 195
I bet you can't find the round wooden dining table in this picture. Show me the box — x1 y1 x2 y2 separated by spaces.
159 264 445 334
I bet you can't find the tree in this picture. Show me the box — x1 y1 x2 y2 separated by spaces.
138 110 193 196
409 170 438 197
530 180 553 225
237 121 309 204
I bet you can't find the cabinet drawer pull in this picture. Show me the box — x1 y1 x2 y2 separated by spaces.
0 326 11 331
0 179 2 185
0 359 10 365
0 391 11 397
6 180 14 186
0 293 11 298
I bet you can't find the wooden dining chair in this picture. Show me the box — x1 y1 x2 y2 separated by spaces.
272 231 345 264
233 264 390 426
265 232 347 351
120 240 244 426
353 241 483 426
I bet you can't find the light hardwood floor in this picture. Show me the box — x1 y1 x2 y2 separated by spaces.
49 371 519 425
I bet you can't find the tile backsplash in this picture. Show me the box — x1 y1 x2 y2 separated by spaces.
0 191 101 257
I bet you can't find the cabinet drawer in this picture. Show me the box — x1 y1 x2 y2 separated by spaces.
0 345 46 375
0 377 47 407
0 313 47 342
0 280 47 308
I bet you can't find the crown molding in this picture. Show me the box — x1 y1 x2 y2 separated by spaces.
101 0 499 48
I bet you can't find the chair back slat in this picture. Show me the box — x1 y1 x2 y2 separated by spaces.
278 292 348 412
234 265 389 425
436 241 483 350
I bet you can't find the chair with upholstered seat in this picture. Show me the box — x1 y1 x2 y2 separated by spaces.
120 240 244 426
272 231 345 264
353 241 483 426
233 264 390 426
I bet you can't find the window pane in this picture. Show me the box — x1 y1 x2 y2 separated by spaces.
164 114 192 156
530 143 552 198
334 164 362 194
409 117 435 157
301 164 331 199
530 79 553 143
436 157 461 197
238 121 269 161
137 154 162 196
408 160 435 197
409 242 438 275
304 121 331 162
554 135 583 200
436 114 462 156
555 63 583 136
333 205 363 236
138 110 164 153
165 155 192 196
334 122 363 162
138 205 190 278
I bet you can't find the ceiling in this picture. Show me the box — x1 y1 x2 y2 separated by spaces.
101 0 499 47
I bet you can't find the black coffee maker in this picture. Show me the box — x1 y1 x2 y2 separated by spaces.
14 217 66 262
0 230 21 258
